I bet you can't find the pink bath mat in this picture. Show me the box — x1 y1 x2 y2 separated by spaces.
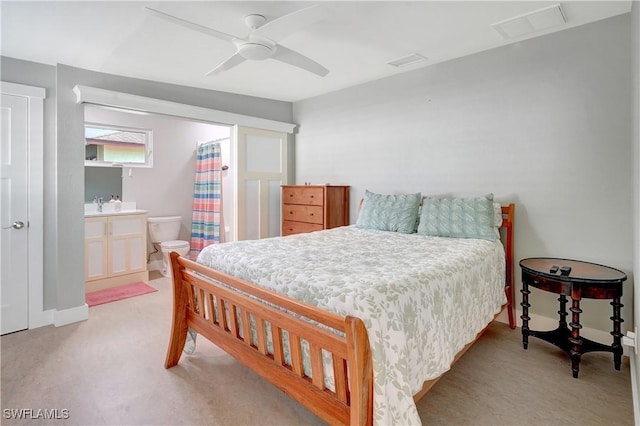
86 282 157 307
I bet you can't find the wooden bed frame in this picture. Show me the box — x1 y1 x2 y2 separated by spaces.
164 203 515 425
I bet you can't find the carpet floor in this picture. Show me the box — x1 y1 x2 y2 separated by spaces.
1 271 634 425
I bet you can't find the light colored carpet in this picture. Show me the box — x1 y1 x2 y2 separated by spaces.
1 272 634 425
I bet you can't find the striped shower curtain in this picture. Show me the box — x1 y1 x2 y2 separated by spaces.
190 142 223 259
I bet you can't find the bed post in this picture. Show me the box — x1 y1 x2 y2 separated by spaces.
164 252 189 368
501 203 516 329
346 316 374 426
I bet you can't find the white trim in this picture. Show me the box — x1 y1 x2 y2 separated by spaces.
30 309 54 329
73 85 297 134
1 81 47 330
53 304 89 327
1 82 45 99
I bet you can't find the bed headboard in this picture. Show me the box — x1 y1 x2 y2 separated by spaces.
500 203 515 329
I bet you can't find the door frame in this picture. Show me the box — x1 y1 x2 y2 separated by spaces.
1 82 47 329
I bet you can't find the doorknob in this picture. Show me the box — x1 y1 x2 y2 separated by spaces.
2 221 25 230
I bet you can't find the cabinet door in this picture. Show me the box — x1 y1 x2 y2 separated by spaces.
85 217 108 281
108 215 147 277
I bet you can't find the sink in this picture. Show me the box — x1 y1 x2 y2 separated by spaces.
84 201 145 217
84 209 147 217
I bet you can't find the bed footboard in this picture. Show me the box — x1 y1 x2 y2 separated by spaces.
165 252 373 426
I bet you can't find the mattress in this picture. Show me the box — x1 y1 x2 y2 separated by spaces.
197 225 506 425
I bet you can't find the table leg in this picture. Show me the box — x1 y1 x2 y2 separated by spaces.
558 295 568 329
610 297 624 371
521 280 531 350
569 297 583 378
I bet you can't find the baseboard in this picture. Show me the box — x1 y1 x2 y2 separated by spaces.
630 356 640 426
496 308 630 356
29 309 54 329
53 304 89 327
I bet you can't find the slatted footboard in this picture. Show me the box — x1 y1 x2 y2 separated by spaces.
164 253 374 426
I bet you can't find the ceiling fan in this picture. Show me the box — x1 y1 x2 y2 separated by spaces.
146 5 330 77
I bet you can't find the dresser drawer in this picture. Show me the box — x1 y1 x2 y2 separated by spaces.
283 204 324 225
283 186 324 206
282 220 323 236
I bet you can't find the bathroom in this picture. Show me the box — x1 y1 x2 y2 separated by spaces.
84 104 233 275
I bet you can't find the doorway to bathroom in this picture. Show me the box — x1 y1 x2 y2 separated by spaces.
82 105 292 279
76 85 295 255
83 104 233 273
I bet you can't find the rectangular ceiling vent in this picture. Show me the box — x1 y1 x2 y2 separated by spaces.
492 4 567 39
387 53 427 68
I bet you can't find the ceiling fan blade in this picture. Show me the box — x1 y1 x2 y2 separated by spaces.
253 5 330 42
206 53 246 76
272 45 329 77
145 7 237 43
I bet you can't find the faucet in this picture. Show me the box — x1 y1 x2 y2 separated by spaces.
97 197 104 212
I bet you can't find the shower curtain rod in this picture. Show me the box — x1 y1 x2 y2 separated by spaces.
195 139 229 171
197 137 230 147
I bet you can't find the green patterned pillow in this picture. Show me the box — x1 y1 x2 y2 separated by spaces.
356 190 421 233
417 194 497 241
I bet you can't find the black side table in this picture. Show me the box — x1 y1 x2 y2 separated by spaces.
519 257 627 378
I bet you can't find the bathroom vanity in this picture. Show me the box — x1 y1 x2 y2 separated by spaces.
84 207 148 292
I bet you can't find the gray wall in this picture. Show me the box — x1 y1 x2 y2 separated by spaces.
293 14 633 333
631 0 639 388
1 57 292 312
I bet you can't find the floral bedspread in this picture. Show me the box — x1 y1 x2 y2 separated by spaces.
197 225 506 425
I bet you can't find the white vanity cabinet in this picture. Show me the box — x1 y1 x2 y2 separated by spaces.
84 213 149 292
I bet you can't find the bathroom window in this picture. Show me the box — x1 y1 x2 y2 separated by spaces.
85 123 153 168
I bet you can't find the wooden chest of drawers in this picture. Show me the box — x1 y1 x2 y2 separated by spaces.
281 185 349 236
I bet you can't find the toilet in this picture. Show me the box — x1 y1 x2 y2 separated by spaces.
147 216 190 278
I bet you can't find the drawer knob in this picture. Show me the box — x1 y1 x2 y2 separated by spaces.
289 211 293 214
310 195 314 198
310 213 314 216
289 194 293 197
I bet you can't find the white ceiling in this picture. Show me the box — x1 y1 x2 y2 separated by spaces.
1 1 631 102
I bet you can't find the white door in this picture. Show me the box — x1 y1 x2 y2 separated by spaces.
1 93 29 335
234 126 289 241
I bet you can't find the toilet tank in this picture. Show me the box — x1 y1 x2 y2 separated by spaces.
147 216 182 243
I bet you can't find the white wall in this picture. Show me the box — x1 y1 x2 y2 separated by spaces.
84 105 232 266
293 14 633 333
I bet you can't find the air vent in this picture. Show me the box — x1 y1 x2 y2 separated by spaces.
492 4 567 39
387 53 427 68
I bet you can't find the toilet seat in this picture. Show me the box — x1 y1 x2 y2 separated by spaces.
159 240 190 278
160 240 189 250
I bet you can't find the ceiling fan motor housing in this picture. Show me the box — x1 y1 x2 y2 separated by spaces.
236 31 277 61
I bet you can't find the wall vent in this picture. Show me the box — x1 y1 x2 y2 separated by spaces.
387 53 427 68
492 4 567 39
